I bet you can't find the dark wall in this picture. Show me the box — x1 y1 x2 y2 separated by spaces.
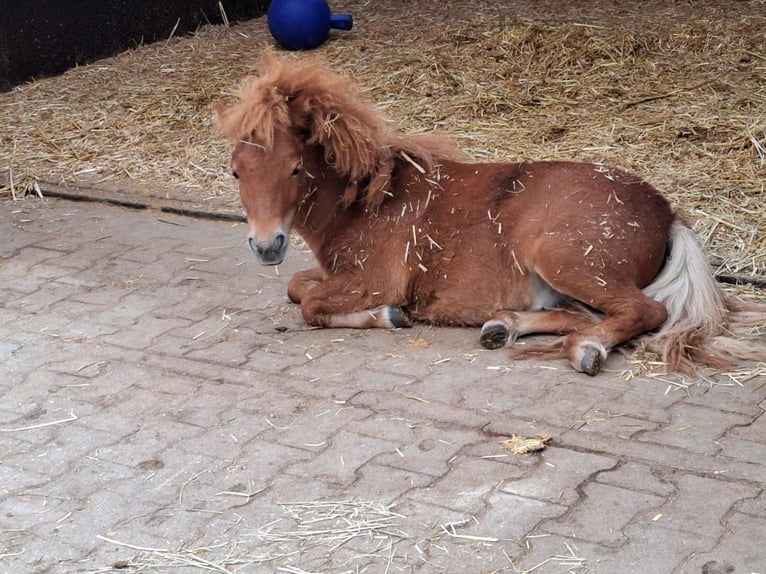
0 0 268 91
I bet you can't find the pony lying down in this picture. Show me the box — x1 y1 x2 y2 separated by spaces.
214 52 766 376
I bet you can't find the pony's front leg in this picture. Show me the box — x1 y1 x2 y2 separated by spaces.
288 267 327 303
298 276 412 329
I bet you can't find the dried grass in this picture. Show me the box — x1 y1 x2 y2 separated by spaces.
98 500 410 572
256 499 409 548
1 0 765 278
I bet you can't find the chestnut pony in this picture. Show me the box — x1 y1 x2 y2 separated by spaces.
215 53 766 375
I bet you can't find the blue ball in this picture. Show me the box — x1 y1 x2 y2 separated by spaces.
268 0 332 51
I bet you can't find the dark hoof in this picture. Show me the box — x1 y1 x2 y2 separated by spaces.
579 346 603 376
480 321 509 349
388 306 413 328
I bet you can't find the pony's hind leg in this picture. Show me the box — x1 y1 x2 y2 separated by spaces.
480 308 598 350
482 292 668 375
557 290 668 375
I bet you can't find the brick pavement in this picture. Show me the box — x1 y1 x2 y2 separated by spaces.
1 197 764 573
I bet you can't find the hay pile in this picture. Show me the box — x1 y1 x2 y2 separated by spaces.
1 0 764 278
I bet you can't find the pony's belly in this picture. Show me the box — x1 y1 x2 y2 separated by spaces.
528 278 568 310
408 272 558 326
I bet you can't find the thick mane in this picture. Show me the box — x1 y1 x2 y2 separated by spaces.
216 51 461 207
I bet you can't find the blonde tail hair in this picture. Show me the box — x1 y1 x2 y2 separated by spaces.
641 219 766 372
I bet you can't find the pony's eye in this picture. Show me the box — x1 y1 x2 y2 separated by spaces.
291 164 303 177
232 171 239 179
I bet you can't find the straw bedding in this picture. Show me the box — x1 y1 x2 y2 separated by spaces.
1 0 764 280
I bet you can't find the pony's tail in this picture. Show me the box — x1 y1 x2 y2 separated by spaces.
641 219 766 372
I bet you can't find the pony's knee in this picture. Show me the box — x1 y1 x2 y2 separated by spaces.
614 299 668 334
288 270 324 304
287 282 303 304
643 299 669 331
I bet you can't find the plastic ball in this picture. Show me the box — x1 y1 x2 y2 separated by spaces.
267 0 352 51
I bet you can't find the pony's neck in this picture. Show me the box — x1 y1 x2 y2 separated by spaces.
293 146 357 260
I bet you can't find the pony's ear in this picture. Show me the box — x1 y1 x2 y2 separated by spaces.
292 92 382 184
211 102 228 126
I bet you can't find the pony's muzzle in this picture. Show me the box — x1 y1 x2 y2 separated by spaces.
248 232 287 265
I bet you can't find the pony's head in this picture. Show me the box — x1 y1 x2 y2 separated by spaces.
214 52 390 265
214 51 449 265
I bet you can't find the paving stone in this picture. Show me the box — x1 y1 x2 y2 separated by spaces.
682 511 766 574
578 408 661 438
2 245 63 271
405 537 523 574
68 286 132 310
283 345 367 383
4 280 85 314
472 490 568 542
512 534 608 574
95 420 206 469
686 378 766 417
3 530 100 574
277 374 368 402
244 345 314 373
601 379 684 423
0 272 47 294
726 406 766 443
371 423 485 478
595 461 676 497
229 388 327 438
638 403 754 455
183 327 286 367
717 435 766 465
542 481 665 545
735 491 766 518
16 422 119 477
258 400 373 450
401 364 487 406
402 455 526 515
3 312 75 341
0 464 50 496
459 372 548 415
102 315 194 348
513 380 625 429
284 429 400 486
234 437 315 477
342 462 434 502
651 474 760 537
152 287 235 322
350 389 492 429
594 522 718 573
500 447 617 505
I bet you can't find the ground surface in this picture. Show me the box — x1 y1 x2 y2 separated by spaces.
1 197 765 573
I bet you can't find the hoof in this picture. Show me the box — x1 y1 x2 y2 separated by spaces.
578 346 603 376
480 320 510 350
388 305 413 328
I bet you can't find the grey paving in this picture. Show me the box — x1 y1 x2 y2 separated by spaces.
1 198 764 574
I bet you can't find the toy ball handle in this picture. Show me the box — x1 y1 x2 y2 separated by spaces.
330 14 353 31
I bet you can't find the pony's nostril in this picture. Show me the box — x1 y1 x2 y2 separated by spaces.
274 232 287 252
247 235 259 255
